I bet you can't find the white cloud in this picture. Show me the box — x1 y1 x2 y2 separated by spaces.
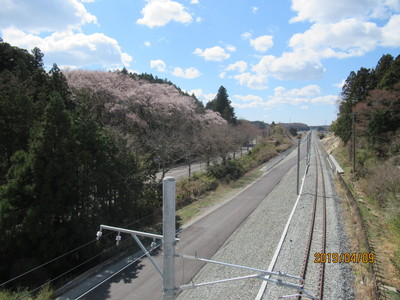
191 0 199 4
233 95 263 102
150 59 167 72
234 72 267 90
144 41 151 47
0 0 97 33
0 0 134 70
231 86 336 111
241 32 252 40
252 52 325 81
332 80 345 89
244 9 399 83
252 6 259 14
193 46 230 61
196 17 204 23
250 35 274 52
287 15 400 61
381 14 400 47
268 85 337 107
188 89 215 103
276 85 321 97
270 1 399 85
172 67 201 79
136 0 192 28
226 44 236 52
232 102 265 109
310 95 338 104
289 19 381 57
226 61 248 73
2 28 132 68
219 72 226 79
290 0 398 24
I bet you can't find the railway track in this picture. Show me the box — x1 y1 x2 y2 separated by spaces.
297 136 327 299
258 132 356 300
255 133 331 300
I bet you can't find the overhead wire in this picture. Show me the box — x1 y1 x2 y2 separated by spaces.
0 238 99 288
75 241 163 300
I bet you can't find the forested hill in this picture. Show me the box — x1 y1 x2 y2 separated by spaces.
330 54 400 278
0 42 261 288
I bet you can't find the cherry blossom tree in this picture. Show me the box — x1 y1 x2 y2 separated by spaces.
235 120 261 154
65 70 227 178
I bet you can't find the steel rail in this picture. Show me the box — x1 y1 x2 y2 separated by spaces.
297 139 319 299
316 140 327 300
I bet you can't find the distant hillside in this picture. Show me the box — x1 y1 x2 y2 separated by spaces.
310 125 330 131
280 122 310 131
250 120 270 130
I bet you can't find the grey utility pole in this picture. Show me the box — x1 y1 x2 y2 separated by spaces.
297 138 301 195
352 113 356 173
307 131 311 166
96 177 179 300
163 176 177 300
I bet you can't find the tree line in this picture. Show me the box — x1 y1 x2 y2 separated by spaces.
331 53 400 283
0 42 260 289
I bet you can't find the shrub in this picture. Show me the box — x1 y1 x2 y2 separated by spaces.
207 160 244 183
365 159 400 207
355 148 377 177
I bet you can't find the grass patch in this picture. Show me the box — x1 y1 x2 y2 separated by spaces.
176 172 219 208
387 290 400 300
333 176 377 300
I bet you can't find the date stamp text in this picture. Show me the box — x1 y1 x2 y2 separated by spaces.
314 252 374 263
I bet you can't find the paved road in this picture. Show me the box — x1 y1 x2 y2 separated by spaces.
72 144 305 300
156 148 251 181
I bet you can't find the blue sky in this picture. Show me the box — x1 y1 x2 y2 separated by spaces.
1 0 399 125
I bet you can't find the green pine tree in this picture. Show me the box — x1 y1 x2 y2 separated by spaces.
205 86 237 124
375 54 393 88
378 55 400 89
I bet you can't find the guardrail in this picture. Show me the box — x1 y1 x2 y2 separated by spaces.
327 154 344 174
